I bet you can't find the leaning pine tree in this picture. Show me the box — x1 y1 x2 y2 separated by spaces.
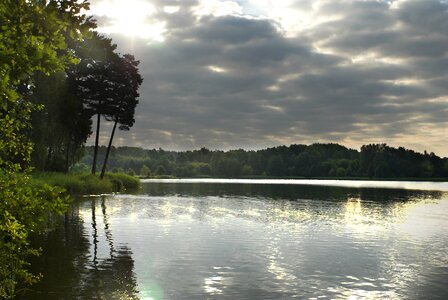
100 54 143 179
72 33 119 174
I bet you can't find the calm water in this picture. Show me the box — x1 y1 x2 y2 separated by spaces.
23 180 448 299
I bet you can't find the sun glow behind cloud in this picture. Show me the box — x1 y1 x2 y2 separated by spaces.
208 65 227 73
90 0 166 41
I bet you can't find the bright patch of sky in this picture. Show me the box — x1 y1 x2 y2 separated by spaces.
193 0 243 17
89 0 323 40
89 0 165 41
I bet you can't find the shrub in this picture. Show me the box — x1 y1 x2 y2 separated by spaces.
30 172 139 195
105 173 140 191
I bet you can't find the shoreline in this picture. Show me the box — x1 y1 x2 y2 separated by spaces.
141 177 448 192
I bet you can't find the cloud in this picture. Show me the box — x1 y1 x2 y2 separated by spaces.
88 0 448 156
193 0 243 17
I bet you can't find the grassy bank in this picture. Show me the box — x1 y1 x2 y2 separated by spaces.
31 172 140 195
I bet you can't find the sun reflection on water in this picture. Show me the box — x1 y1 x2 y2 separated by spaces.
203 276 224 295
341 197 389 239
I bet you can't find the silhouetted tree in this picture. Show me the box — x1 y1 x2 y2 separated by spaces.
72 33 119 174
100 54 142 179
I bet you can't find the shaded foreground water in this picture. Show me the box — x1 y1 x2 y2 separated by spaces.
23 180 448 299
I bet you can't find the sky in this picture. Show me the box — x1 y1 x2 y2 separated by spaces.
87 0 448 156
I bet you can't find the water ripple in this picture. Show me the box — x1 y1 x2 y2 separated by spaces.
23 181 448 299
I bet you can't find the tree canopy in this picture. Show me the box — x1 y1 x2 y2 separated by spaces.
0 0 141 296
79 143 448 180
99 54 142 179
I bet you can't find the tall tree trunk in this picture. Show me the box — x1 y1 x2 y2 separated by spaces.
45 146 53 171
65 140 71 173
91 101 101 174
100 120 117 180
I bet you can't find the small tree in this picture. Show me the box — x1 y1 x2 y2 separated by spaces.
155 165 166 176
242 164 253 177
140 165 151 177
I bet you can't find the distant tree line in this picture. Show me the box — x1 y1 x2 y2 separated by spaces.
76 143 448 179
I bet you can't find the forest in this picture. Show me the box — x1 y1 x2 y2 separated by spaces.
0 0 141 297
78 143 448 179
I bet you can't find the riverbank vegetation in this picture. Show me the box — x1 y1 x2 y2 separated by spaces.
30 172 139 195
0 0 141 297
78 144 448 180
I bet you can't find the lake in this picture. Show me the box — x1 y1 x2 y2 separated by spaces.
23 179 448 299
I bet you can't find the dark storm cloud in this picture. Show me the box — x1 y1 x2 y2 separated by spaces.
398 0 448 34
90 0 448 155
190 16 280 43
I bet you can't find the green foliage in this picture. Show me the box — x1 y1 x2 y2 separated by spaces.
139 165 151 177
99 54 143 179
0 4 139 295
30 71 92 172
359 144 446 178
31 172 109 195
211 156 242 177
0 0 94 296
189 162 211 176
242 165 254 177
127 168 136 176
0 101 34 173
80 144 448 179
155 165 166 176
0 174 66 297
267 155 285 177
31 172 140 195
71 34 142 176
112 167 124 173
105 173 140 191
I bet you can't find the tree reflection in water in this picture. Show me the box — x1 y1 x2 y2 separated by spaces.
141 181 443 203
21 181 448 299
21 197 139 299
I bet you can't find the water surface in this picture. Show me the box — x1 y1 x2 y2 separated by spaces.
143 178 448 192
23 180 448 299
